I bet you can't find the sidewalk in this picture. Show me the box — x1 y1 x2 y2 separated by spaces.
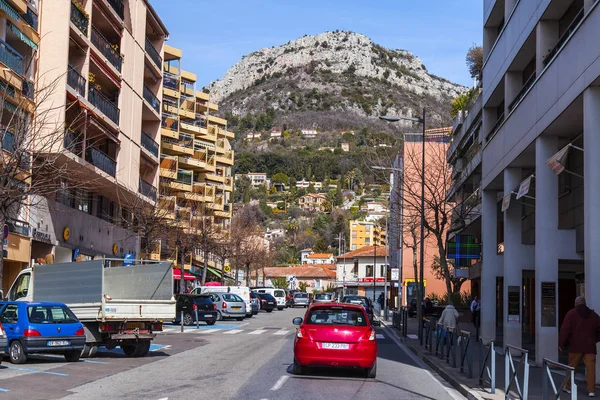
379 316 592 400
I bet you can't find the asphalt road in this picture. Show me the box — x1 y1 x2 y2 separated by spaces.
0 307 463 400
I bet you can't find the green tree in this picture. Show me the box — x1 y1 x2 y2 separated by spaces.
307 184 316 194
272 172 289 185
271 277 290 289
298 282 309 292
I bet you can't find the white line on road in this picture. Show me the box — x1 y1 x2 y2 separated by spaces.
223 329 244 334
248 329 267 335
198 329 221 334
273 330 289 336
407 334 418 339
376 334 385 339
270 375 289 391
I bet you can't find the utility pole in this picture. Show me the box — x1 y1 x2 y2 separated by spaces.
384 216 389 321
373 240 377 304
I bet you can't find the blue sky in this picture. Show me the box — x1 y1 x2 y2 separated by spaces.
152 0 482 88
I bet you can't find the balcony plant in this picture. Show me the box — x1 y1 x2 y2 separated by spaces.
88 72 101 91
71 0 89 19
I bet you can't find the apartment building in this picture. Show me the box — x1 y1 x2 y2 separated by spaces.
159 44 234 270
25 1 167 270
348 220 386 250
336 246 389 300
463 0 600 367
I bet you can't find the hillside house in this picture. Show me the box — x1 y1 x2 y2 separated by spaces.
301 129 318 138
299 193 327 212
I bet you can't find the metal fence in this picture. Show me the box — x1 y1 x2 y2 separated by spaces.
479 337 496 394
505 345 529 400
542 358 576 400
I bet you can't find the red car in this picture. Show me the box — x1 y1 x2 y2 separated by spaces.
292 303 378 378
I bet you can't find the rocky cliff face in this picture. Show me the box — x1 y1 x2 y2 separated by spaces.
210 31 466 130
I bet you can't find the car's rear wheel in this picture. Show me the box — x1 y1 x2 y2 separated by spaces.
136 340 151 357
216 311 223 321
277 307 284 311
64 350 81 362
292 358 303 375
122 343 137 357
365 361 377 378
9 341 26 364
236 317 244 321
246 314 253 318
183 312 194 326
81 344 98 358
266 309 273 313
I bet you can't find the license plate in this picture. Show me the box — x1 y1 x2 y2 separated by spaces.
204 314 213 318
48 340 70 347
268 302 274 304
232 306 241 310
322 342 349 350
125 323 144 329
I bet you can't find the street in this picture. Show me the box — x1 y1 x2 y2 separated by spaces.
0 307 463 400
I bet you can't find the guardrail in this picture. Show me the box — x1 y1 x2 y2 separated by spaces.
542 358 576 400
392 308 408 338
435 322 445 358
505 345 529 400
458 330 473 379
423 318 436 351
479 337 496 394
445 327 458 368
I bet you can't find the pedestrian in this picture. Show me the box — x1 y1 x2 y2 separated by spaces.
438 303 459 330
470 296 481 327
559 296 600 397
424 297 434 316
378 292 385 311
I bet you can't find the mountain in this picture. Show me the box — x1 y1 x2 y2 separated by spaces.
209 31 466 132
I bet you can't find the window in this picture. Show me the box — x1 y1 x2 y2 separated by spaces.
27 305 78 324
366 265 373 278
380 265 385 278
8 273 30 300
274 290 285 298
306 307 367 326
1 304 19 323
223 293 242 302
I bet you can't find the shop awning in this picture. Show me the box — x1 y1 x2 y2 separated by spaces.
207 267 222 278
173 268 195 281
8 21 38 51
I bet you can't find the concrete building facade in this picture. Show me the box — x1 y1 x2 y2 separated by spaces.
348 220 386 250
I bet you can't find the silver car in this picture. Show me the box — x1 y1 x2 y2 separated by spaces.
292 292 309 308
207 292 246 321
313 293 334 303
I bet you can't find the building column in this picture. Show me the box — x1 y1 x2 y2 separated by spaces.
504 168 523 348
535 136 559 365
481 189 501 340
584 86 600 381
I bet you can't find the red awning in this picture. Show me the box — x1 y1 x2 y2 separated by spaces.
173 268 196 281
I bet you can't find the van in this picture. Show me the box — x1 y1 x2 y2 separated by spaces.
255 288 286 310
193 286 253 317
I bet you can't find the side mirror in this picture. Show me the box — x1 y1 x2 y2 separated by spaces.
292 317 303 325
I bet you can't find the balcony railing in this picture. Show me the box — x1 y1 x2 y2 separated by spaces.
22 6 38 30
88 87 120 125
91 26 122 72
139 178 157 200
0 0 19 21
145 37 162 68
67 64 86 97
143 85 160 114
508 73 536 112
176 170 192 185
161 113 178 131
163 74 179 91
0 38 23 75
64 130 83 156
487 113 505 141
70 1 88 36
7 218 30 237
543 8 584 67
141 131 159 157
85 146 116 177
106 0 124 20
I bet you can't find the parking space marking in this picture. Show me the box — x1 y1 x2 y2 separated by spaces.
248 329 267 335
197 329 221 334
150 344 171 352
81 359 109 364
223 329 244 334
273 330 290 336
0 388 9 392
270 375 288 391
376 334 385 339
4 366 69 377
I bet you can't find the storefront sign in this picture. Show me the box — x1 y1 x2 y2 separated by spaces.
63 227 70 241
123 254 134 266
112 243 119 255
358 278 386 283
501 193 512 212
508 286 520 323
516 176 533 200
32 228 52 243
541 282 557 327
391 268 399 281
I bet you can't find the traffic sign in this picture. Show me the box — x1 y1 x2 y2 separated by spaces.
224 265 231 273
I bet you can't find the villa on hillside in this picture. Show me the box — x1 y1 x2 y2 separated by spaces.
270 131 282 140
296 179 322 189
301 129 318 137
246 132 261 140
305 253 335 265
299 193 327 212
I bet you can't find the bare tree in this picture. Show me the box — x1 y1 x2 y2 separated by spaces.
402 211 430 305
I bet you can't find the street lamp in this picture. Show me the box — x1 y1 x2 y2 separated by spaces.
380 109 426 346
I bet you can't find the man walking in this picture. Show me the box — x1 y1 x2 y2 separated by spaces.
470 296 481 327
559 296 600 397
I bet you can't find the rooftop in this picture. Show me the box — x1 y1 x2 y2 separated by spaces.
263 266 336 278
307 253 333 259
337 246 390 260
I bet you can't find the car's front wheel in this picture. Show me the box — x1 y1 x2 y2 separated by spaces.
292 358 303 375
9 341 27 364
183 312 194 326
236 317 244 321
365 361 377 378
277 307 284 311
64 350 81 362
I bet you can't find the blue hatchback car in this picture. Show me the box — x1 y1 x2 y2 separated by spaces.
0 302 86 364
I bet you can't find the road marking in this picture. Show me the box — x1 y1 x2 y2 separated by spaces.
0 388 9 392
270 375 289 391
150 344 171 352
82 359 109 364
248 329 267 335
4 366 69 377
273 330 289 335
198 329 221 334
407 334 418 339
376 334 385 339
224 329 244 334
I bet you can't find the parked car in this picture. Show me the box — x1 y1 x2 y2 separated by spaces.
341 296 375 321
313 293 334 304
205 293 246 321
249 292 261 315
255 288 287 310
256 293 276 312
173 294 217 326
0 318 6 364
292 292 309 308
194 286 253 318
0 301 86 364
292 303 377 378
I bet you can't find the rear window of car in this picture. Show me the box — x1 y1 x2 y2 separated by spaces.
260 293 275 300
315 293 332 300
295 293 308 298
274 290 285 297
27 305 78 324
306 307 367 326
223 294 243 302
194 296 213 304
343 296 366 305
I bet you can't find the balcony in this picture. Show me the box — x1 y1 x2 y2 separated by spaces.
141 131 159 157
162 113 179 132
176 170 192 185
543 8 584 67
0 38 23 75
21 6 38 30
85 146 116 177
1 130 14 153
143 85 160 114
0 0 20 21
7 218 30 237
63 130 83 156
139 178 157 201
106 0 124 20
70 1 88 36
88 87 120 125
91 26 122 72
67 64 86 97
22 79 33 100
508 73 536 113
145 37 162 69
487 113 504 141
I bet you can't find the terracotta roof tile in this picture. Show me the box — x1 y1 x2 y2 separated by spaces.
307 253 333 259
263 266 336 278
336 246 389 260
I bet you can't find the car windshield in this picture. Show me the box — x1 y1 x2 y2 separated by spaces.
27 305 79 324
295 293 308 298
274 290 285 297
315 293 332 300
306 307 367 326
